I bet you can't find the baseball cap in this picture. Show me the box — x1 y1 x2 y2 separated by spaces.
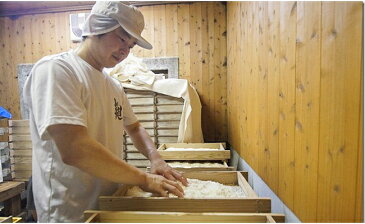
82 1 152 50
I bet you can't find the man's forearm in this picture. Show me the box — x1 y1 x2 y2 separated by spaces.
48 124 147 186
70 136 148 185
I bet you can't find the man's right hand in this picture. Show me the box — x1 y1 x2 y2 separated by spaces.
140 173 184 198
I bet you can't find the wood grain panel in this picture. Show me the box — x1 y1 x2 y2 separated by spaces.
177 4 190 80
355 30 364 222
227 1 362 222
317 2 362 222
277 1 297 209
293 2 321 222
226 1 239 150
355 61 363 222
256 1 269 182
165 4 178 56
153 5 166 57
213 2 227 142
265 1 280 194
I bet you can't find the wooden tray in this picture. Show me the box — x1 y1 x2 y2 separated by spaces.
99 171 271 213
157 143 230 161
84 211 285 223
147 160 235 172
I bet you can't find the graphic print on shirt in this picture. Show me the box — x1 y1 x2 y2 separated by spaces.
114 98 123 120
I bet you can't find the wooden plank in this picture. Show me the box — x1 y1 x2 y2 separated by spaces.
214 2 227 142
206 2 216 142
156 129 179 136
134 113 154 121
181 171 240 185
10 150 32 157
265 1 280 194
177 3 190 80
158 150 230 161
9 142 32 150
129 97 154 105
0 182 25 202
237 172 257 197
12 157 32 164
189 2 203 109
8 135 31 142
8 120 29 127
84 213 99 223
355 27 364 222
200 1 210 143
266 215 276 223
12 170 32 180
256 1 269 186
140 6 154 58
84 211 283 223
159 143 225 150
11 163 32 171
99 197 271 213
165 4 178 56
8 126 29 135
271 214 285 223
156 96 183 105
131 106 154 113
167 166 235 172
277 1 297 209
157 105 183 113
317 2 363 222
153 4 166 57
293 2 321 222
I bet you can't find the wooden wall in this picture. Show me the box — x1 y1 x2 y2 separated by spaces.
0 2 227 142
227 1 363 222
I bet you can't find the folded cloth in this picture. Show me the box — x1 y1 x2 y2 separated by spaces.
108 54 164 86
106 55 204 143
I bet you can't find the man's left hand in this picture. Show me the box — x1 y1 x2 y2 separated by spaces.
150 158 188 186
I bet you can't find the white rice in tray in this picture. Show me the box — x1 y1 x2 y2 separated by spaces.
165 147 221 151
167 161 227 168
125 178 247 198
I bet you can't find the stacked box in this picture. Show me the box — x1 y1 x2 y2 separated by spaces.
123 88 184 169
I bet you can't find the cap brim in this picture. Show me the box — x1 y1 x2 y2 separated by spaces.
119 25 153 50
136 37 152 50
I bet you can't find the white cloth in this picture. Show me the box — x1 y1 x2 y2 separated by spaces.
23 50 138 222
108 54 165 86
109 55 204 143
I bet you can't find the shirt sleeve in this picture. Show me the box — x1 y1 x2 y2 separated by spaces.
29 59 87 140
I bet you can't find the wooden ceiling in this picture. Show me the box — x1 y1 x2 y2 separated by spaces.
0 1 185 17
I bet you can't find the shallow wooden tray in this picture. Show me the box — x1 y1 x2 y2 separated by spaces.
147 160 236 171
157 143 230 161
84 211 285 223
99 171 271 213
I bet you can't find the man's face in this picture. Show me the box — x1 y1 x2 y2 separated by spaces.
91 27 137 68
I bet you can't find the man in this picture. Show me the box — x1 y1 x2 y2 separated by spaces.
23 1 187 222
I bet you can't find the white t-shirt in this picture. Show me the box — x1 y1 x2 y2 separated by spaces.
23 50 138 222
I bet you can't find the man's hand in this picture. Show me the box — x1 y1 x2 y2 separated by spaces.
140 173 184 197
124 122 188 186
150 157 188 187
